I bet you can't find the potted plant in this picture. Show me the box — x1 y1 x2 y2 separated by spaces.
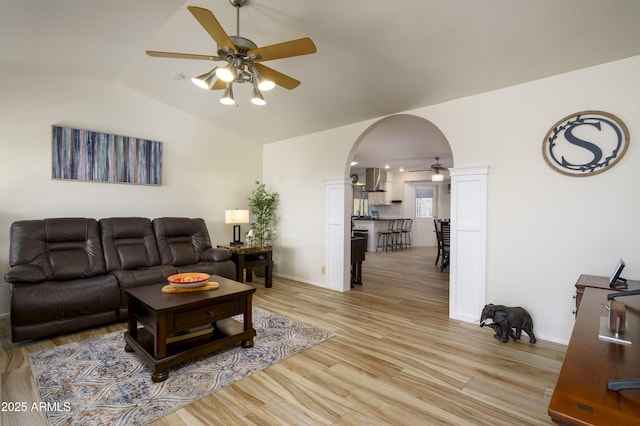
248 181 279 248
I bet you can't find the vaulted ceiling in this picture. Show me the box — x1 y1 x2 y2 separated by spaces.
2 0 640 169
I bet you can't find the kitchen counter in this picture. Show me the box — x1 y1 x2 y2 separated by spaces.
352 218 408 252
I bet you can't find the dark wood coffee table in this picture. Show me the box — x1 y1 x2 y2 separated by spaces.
123 275 256 382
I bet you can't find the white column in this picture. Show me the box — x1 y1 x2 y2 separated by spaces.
326 178 351 292
449 166 489 322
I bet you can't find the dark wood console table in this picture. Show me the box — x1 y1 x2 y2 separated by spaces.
549 287 640 425
575 274 640 313
219 245 273 288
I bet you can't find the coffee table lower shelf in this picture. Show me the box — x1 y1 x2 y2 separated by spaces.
124 318 256 382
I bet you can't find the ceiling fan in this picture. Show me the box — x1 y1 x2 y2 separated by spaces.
411 157 450 173
146 0 317 106
410 157 450 181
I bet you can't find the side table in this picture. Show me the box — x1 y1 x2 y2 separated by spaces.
219 245 273 288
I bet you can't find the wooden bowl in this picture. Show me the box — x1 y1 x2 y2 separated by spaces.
167 272 210 288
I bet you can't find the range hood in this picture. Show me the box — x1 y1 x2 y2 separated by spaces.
365 168 386 192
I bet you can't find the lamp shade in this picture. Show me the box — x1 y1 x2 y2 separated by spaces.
220 83 235 105
251 86 266 106
225 209 249 224
216 66 235 82
191 67 218 89
431 172 444 182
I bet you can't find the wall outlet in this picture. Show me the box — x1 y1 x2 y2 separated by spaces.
321 265 326 275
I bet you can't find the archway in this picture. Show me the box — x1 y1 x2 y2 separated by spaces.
336 114 452 290
325 113 487 322
346 114 453 250
335 114 488 323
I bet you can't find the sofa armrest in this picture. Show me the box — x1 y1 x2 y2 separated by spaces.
201 247 232 262
4 264 46 283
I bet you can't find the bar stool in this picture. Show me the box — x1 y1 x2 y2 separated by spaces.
400 218 413 249
391 219 405 250
376 220 395 252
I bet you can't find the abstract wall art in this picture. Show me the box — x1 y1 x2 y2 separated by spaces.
52 126 163 185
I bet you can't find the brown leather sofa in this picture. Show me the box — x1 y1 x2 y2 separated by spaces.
4 217 235 342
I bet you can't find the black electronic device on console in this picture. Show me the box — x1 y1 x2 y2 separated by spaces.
609 259 628 289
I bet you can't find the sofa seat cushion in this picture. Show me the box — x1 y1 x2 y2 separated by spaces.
10 275 119 326
110 265 176 305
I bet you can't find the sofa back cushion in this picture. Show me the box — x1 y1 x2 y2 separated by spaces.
9 218 106 281
100 217 162 271
152 218 212 266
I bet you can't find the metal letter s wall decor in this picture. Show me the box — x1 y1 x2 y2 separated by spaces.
542 111 629 177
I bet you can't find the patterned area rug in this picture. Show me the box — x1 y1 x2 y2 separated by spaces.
28 307 332 425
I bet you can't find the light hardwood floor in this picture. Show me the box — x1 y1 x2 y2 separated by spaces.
1 247 566 425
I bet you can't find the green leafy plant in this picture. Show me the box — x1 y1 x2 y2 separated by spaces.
248 181 279 247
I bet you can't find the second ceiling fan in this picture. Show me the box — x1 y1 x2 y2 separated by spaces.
410 157 450 173
410 157 450 181
146 0 317 105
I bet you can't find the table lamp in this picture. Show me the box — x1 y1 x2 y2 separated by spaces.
225 209 249 245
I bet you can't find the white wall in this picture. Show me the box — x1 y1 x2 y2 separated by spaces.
0 74 263 316
263 124 371 286
263 55 640 343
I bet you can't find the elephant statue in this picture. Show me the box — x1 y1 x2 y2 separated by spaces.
480 303 536 344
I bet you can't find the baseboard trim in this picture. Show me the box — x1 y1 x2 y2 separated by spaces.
273 273 341 291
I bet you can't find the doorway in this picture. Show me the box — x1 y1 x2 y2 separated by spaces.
404 181 438 247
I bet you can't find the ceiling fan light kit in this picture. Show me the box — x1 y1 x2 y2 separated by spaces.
220 83 236 105
191 67 218 89
431 172 444 182
251 86 267 105
146 1 317 106
215 66 236 83
253 66 275 91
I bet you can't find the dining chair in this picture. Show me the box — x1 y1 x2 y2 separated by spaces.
440 221 451 272
434 219 442 265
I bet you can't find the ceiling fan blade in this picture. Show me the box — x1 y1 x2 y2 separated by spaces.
254 63 300 90
146 50 223 61
188 6 237 54
248 37 317 62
